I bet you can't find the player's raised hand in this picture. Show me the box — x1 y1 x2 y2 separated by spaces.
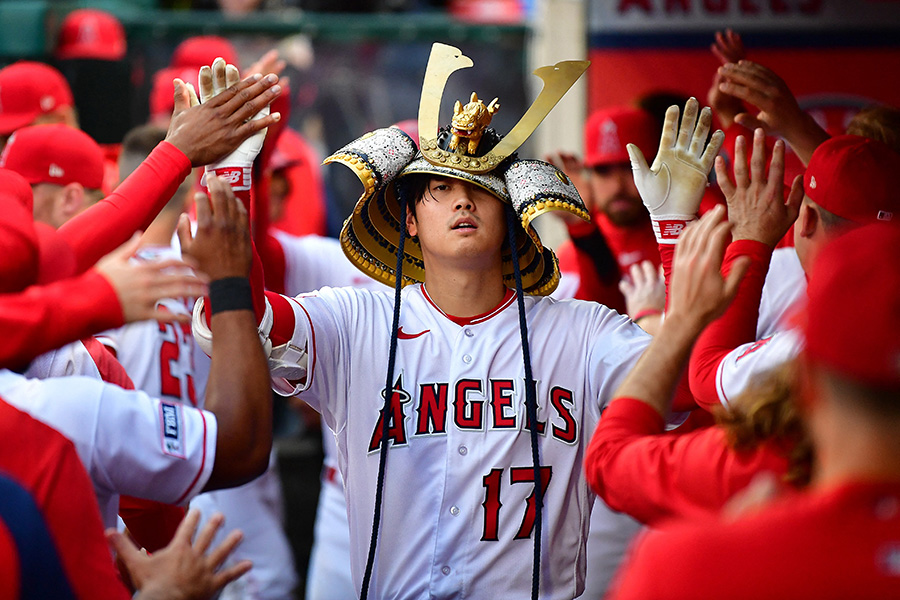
619 260 665 329
706 29 746 129
164 63 281 168
544 150 593 224
666 205 749 330
178 176 252 282
94 233 208 324
198 58 269 190
628 97 725 243
107 509 251 600
714 128 803 248
716 60 829 164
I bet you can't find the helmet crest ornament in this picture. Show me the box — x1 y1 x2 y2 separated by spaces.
417 43 590 174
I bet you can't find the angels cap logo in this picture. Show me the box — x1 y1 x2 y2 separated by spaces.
598 119 620 156
48 163 64 178
809 175 817 189
78 20 98 44
40 95 56 112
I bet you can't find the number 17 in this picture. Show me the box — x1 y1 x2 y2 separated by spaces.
481 466 552 541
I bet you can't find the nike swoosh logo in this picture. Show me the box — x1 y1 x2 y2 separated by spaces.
397 326 430 340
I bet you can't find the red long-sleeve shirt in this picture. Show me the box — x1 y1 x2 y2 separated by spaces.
584 396 790 527
0 270 122 370
688 240 774 411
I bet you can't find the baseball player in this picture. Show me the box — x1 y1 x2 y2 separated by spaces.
0 61 77 150
608 222 900 600
194 44 703 599
684 132 900 411
550 106 660 310
584 206 806 527
2 176 272 530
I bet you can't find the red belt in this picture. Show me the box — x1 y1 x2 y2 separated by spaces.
322 465 339 485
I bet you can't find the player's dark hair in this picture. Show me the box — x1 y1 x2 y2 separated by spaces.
505 203 544 600
394 173 430 220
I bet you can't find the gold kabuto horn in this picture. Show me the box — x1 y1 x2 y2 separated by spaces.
417 42 590 175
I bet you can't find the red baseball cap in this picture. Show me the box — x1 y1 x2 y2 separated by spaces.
0 124 105 190
0 167 34 213
170 35 239 71
0 62 74 136
804 223 900 388
803 134 900 225
149 66 198 123
55 9 127 61
583 106 657 167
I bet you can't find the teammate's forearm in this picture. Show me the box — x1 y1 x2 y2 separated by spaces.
202 307 272 490
0 270 123 370
613 315 706 418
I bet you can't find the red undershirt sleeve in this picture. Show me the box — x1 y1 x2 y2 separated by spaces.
0 271 123 369
689 240 773 411
586 396 789 527
59 142 192 274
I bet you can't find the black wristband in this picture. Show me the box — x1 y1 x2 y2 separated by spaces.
209 277 253 315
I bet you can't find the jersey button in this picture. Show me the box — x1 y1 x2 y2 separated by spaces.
441 566 451 576
464 328 474 337
450 506 460 516
458 445 468 456
462 354 472 364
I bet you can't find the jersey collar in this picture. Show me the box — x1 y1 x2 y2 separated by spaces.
421 285 516 326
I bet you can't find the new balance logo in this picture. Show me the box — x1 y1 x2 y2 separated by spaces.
219 169 243 185
397 326 429 340
660 222 685 238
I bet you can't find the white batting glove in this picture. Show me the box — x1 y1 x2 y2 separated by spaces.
200 57 269 191
627 97 724 244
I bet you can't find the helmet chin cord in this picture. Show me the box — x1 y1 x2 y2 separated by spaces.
506 205 543 600
360 186 408 600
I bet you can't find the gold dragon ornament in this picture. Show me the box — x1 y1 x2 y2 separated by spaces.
448 92 500 155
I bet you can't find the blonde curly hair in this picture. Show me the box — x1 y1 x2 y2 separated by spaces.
716 360 813 487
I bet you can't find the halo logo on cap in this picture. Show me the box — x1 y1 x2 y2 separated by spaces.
78 20 98 45
598 119 621 157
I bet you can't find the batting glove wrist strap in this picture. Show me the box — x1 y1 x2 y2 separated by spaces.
651 215 697 244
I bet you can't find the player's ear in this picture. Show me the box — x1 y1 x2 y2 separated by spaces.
59 182 87 220
406 206 418 238
796 199 818 240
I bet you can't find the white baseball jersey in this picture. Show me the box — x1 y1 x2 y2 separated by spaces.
0 369 216 527
25 340 103 380
756 247 806 339
274 230 382 294
712 247 807 408
267 283 650 599
98 245 198 406
714 328 804 409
